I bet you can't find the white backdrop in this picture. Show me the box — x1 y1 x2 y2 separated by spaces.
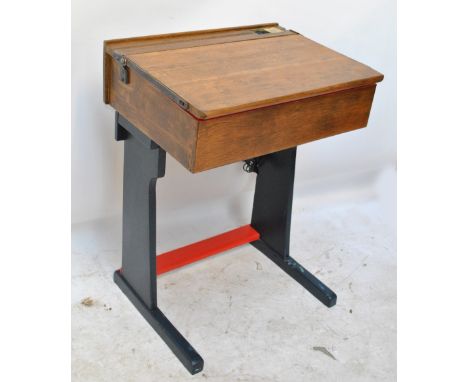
71 0 395 225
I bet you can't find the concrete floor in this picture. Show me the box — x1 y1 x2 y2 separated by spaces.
72 172 396 381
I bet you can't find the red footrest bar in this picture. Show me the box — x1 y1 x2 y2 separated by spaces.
156 225 260 275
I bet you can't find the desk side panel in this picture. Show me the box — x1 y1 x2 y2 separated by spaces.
193 85 377 172
108 57 199 170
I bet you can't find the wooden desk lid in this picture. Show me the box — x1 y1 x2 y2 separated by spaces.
104 23 383 120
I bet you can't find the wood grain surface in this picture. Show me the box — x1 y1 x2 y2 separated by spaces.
104 24 383 173
193 85 377 172
128 34 383 119
108 59 198 170
104 23 282 53
103 23 289 104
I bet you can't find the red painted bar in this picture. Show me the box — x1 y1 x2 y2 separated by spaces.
156 225 260 275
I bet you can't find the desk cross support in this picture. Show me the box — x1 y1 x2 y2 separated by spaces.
113 113 337 375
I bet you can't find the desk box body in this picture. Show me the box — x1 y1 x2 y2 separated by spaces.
104 23 383 172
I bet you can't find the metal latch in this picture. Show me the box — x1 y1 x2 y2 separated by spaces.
254 26 285 35
114 54 129 84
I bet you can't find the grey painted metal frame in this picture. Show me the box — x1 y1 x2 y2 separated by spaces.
114 112 203 375
113 113 336 375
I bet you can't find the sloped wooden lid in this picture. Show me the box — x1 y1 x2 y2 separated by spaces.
105 23 383 120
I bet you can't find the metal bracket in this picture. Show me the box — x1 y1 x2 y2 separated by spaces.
243 158 261 173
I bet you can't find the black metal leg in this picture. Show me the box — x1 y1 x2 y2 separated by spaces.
115 113 203 375
250 147 337 307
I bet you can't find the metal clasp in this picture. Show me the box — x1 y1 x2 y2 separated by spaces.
115 54 129 84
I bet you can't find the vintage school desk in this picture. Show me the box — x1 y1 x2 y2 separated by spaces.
103 23 383 374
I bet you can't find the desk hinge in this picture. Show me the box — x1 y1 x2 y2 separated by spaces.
112 52 189 111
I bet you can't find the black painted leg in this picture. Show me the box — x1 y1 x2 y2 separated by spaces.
115 113 203 375
250 147 337 307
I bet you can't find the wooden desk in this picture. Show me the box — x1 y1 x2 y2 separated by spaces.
103 23 383 374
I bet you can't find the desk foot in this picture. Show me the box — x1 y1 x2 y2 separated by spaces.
251 240 337 307
114 271 204 375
